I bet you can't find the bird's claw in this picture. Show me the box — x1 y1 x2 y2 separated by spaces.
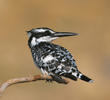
45 79 53 83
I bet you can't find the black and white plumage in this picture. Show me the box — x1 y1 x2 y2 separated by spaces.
27 27 93 83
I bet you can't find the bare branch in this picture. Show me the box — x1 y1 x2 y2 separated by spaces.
0 75 69 96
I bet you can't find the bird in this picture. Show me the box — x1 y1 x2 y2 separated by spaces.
26 27 93 83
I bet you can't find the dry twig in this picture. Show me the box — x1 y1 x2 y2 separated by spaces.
0 75 69 96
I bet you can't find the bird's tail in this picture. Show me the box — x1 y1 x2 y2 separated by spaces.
77 72 93 83
64 72 94 83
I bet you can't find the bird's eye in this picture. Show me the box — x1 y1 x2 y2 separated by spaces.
45 31 51 36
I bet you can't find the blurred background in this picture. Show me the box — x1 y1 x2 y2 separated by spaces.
0 0 110 100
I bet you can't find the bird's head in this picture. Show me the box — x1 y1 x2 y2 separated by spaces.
27 27 78 47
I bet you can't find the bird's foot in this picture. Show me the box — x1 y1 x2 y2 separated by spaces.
45 78 53 83
51 75 69 84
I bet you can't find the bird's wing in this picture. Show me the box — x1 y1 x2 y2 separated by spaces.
36 43 78 75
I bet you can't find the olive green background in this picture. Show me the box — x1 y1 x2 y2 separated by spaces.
0 0 110 100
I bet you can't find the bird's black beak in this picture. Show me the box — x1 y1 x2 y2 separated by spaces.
53 32 78 37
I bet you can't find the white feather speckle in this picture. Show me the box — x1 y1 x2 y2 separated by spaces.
34 28 55 33
43 55 56 63
35 29 47 32
31 37 37 46
57 64 64 69
78 73 82 78
41 68 48 75
37 36 58 43
72 72 78 77
89 80 94 83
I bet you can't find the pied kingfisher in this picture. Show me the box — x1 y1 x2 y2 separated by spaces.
26 27 93 83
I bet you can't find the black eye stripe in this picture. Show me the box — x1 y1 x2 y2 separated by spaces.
32 31 52 38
